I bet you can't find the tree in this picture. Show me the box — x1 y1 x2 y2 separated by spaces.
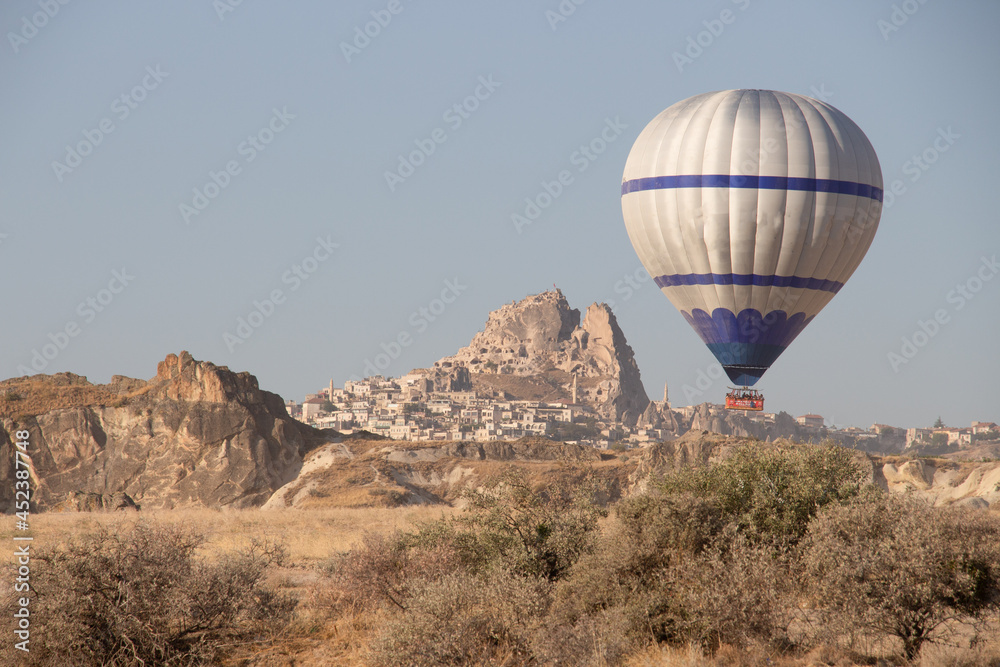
931 432 949 448
933 416 945 428
803 493 1000 661
320 400 334 412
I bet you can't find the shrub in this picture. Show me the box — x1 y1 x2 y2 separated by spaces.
19 521 294 666
448 468 607 581
803 493 1000 661
665 526 795 650
657 442 868 546
551 493 793 653
324 531 463 615
552 492 723 627
369 569 550 667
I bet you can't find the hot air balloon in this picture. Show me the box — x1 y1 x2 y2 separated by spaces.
621 89 883 410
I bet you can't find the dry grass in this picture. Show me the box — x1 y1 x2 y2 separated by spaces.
625 642 818 666
13 506 458 565
0 374 118 420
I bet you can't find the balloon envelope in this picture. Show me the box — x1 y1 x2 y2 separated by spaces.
621 89 883 386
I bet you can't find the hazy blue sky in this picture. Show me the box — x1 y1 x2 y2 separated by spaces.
2 1 997 429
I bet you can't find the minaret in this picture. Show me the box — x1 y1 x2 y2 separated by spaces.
572 374 578 404
663 381 670 408
329 379 334 400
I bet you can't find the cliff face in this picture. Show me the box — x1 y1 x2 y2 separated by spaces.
426 290 651 425
0 352 327 511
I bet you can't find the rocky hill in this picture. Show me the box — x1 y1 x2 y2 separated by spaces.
0 352 329 511
262 435 630 509
629 430 1000 508
262 428 1000 510
422 290 651 425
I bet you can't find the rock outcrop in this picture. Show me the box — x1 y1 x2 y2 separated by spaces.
630 430 1000 508
0 352 328 511
423 290 651 425
262 436 621 510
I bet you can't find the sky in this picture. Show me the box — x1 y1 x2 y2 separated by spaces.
2 0 998 430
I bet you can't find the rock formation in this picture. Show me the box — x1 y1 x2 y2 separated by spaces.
262 436 621 510
422 290 651 425
0 352 328 511
629 430 1000 508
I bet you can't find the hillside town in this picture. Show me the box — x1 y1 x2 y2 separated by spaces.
285 373 998 453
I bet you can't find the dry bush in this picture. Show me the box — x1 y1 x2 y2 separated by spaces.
803 493 1000 661
13 520 293 666
531 605 635 666
666 528 795 651
552 489 795 646
368 569 551 667
322 530 464 615
549 492 721 635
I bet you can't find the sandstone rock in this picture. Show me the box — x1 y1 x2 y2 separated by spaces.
422 290 651 425
419 364 472 393
51 491 139 512
0 352 329 511
263 435 611 510
630 430 1000 509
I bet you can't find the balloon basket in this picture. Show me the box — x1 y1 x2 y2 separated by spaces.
725 387 764 411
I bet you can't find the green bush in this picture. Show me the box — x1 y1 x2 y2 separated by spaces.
657 442 868 546
445 469 607 581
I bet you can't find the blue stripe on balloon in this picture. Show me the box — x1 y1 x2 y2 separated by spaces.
621 174 883 202
654 273 843 294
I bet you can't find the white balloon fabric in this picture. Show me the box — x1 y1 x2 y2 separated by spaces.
621 89 883 386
